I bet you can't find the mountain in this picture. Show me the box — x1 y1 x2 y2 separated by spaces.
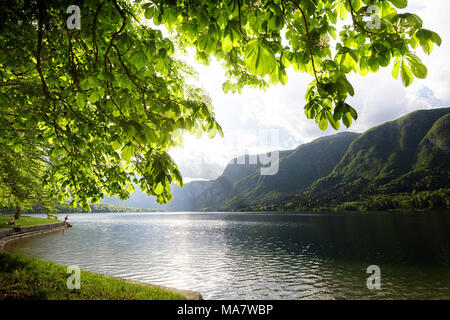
190 154 261 210
103 180 212 211
254 108 450 211
154 132 358 211
215 132 360 211
103 107 450 212
102 132 359 211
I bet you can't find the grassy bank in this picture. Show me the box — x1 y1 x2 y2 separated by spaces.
0 216 61 229
0 252 186 300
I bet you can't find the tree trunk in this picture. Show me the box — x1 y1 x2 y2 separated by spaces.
14 207 21 220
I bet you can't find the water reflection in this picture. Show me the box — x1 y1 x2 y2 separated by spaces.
4 211 450 299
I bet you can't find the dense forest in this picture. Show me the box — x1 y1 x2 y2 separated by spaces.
0 203 155 215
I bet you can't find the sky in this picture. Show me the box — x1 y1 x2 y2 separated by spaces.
168 0 450 182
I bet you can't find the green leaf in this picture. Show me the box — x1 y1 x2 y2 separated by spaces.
222 80 232 93
339 3 348 20
216 122 224 137
279 68 288 85
76 92 86 108
343 112 353 128
410 62 427 79
389 0 408 9
280 51 291 68
326 110 340 130
144 6 155 19
121 145 133 162
207 124 217 138
381 1 397 19
348 105 358 120
406 54 427 79
430 32 442 46
126 123 138 137
244 40 276 77
126 184 135 194
111 140 122 150
392 57 401 79
318 117 328 131
163 9 179 31
341 76 354 96
130 50 148 69
269 63 280 85
416 29 441 54
88 91 101 103
154 182 164 195
400 59 413 87
182 24 198 43
197 34 215 54
222 22 241 52
351 0 362 11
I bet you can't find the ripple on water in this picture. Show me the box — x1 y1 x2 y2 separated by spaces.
4 212 450 299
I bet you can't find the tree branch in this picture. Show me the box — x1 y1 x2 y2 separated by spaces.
36 0 50 99
66 31 79 88
237 0 248 41
348 0 377 35
104 0 127 70
92 2 104 71
288 0 320 84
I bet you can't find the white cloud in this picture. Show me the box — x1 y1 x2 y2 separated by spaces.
409 0 450 104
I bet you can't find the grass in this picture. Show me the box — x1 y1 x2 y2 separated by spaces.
0 216 62 229
0 252 186 300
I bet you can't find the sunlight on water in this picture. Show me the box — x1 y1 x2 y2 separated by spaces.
5 212 450 299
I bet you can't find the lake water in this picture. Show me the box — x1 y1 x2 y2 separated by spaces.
4 211 450 299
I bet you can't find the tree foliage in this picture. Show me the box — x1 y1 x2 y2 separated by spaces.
144 0 440 131
0 0 440 208
1 0 222 209
0 136 50 218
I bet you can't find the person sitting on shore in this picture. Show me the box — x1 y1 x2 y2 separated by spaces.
3 218 16 225
64 215 72 227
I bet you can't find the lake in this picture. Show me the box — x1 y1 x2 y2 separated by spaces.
4 211 450 299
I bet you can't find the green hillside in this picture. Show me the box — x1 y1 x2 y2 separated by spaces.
218 133 359 211
191 155 260 210
318 108 449 182
245 108 450 212
182 132 358 211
